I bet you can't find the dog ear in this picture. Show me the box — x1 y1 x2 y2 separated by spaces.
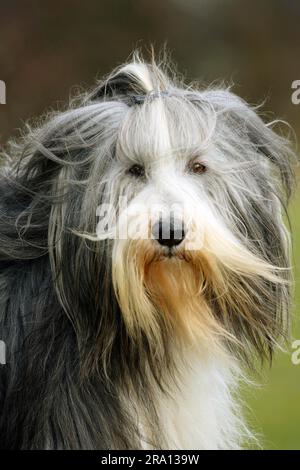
198 89 296 201
234 105 295 201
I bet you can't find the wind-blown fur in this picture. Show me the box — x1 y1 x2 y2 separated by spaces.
0 53 296 449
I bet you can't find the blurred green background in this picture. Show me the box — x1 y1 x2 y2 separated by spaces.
244 187 300 449
0 0 299 449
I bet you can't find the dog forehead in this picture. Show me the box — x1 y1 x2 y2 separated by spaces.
116 97 213 167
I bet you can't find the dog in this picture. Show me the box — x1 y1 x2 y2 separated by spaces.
0 53 296 449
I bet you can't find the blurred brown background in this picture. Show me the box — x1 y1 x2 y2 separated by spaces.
0 0 299 449
1 0 300 142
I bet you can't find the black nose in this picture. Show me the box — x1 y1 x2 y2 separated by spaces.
152 218 185 248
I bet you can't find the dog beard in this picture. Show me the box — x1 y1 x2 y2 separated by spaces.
112 223 289 365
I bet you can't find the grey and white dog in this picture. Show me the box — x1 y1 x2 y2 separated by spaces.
0 53 296 449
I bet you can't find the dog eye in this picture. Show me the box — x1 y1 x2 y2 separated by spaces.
128 164 145 178
189 160 207 175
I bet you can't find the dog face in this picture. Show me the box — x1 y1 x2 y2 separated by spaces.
85 63 293 364
12 59 294 374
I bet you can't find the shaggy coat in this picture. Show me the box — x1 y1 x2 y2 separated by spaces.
0 55 296 449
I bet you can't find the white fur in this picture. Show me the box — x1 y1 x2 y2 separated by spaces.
141 347 250 450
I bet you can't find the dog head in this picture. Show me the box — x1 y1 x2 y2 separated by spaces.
8 56 296 374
